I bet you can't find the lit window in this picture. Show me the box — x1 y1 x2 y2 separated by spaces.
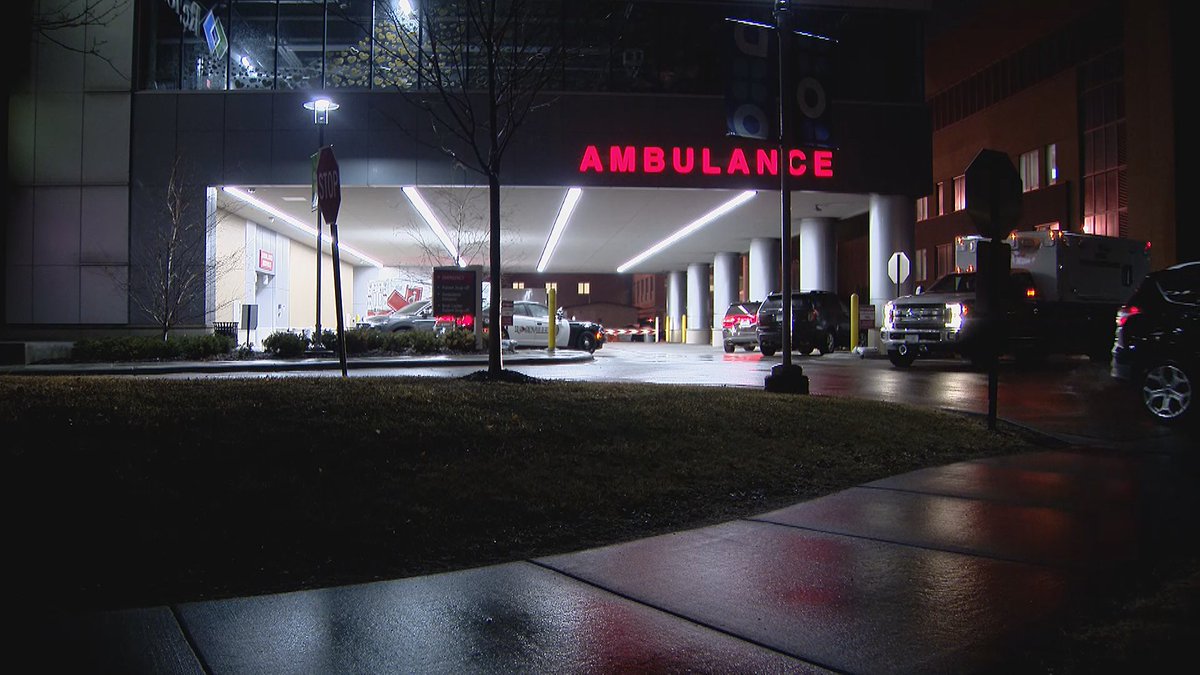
578 282 590 295
1046 143 1058 184
1020 149 1041 192
936 182 945 216
953 175 966 211
545 282 557 292
512 281 525 289
916 196 929 221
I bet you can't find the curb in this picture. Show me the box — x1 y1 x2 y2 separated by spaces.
0 351 594 377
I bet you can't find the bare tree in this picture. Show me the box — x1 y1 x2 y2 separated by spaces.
366 0 565 376
397 186 524 270
30 0 131 79
125 158 241 340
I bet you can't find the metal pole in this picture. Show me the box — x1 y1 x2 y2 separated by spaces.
315 123 324 344
776 0 793 367
330 217 348 377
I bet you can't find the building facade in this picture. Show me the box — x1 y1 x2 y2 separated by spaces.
6 0 949 349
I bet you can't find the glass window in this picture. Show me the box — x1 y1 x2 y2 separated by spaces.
1046 143 1058 184
1020 148 1041 192
545 282 557 292
277 0 326 90
327 0 373 88
526 303 550 319
373 0 419 89
512 281 525 289
139 0 184 90
578 282 590 295
182 2 229 90
935 243 954 278
936 182 945 216
916 196 928 221
915 248 927 282
230 0 276 90
953 175 966 211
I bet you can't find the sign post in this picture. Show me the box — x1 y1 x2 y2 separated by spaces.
315 145 348 378
965 149 1023 431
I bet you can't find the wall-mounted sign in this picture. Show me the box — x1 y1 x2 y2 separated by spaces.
257 250 274 273
578 144 834 179
163 0 227 59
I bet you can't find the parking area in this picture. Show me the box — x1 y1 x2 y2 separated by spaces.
151 340 1196 454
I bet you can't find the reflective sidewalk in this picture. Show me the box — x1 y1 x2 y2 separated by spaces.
27 448 1196 674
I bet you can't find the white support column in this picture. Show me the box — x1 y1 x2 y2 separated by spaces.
869 194 916 321
667 270 686 343
798 217 837 292
686 262 711 344
748 237 780 302
712 252 740 346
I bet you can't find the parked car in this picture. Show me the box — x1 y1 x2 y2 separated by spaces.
721 301 761 353
756 291 850 357
566 317 606 353
1111 261 1199 424
356 299 435 332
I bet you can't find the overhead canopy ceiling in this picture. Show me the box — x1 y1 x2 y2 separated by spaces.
216 185 869 274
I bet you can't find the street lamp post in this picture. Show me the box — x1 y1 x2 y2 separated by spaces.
304 96 340 346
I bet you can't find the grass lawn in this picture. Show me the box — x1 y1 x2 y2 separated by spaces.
2 374 1038 611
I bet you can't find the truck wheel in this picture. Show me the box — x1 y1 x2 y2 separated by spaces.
723 341 735 353
1141 362 1193 423
760 345 776 357
579 331 596 353
816 331 835 355
888 349 916 368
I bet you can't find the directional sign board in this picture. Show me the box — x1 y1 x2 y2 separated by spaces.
887 251 910 285
316 146 341 225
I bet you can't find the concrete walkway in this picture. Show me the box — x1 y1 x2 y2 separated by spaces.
29 447 1197 674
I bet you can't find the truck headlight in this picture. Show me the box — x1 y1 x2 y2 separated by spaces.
945 302 966 331
883 301 895 331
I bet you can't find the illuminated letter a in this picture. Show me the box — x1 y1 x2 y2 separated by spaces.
579 145 604 173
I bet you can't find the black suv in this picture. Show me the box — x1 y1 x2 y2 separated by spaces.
756 291 850 357
1111 261 1199 424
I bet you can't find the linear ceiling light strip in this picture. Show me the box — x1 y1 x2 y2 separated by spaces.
221 187 384 268
402 186 462 266
536 187 583 273
616 190 757 273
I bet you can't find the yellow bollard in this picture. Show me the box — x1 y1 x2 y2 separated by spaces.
850 293 859 352
681 314 687 343
547 287 556 352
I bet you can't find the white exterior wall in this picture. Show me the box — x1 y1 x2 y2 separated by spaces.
6 0 134 325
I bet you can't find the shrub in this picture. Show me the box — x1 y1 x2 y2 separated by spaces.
262 331 310 357
342 328 387 355
315 329 339 351
177 334 235 359
409 330 441 354
441 328 477 353
73 337 170 362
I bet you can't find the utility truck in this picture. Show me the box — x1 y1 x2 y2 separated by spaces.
880 230 1150 367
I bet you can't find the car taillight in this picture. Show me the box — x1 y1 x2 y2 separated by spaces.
723 313 755 328
1116 305 1140 327
436 314 475 328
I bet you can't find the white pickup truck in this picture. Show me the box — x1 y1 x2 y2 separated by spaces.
881 230 1150 367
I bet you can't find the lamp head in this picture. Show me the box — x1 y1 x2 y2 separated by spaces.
303 97 340 124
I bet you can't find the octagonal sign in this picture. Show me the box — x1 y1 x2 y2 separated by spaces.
965 148 1022 239
316 146 341 225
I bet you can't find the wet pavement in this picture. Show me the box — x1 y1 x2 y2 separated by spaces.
31 449 1198 674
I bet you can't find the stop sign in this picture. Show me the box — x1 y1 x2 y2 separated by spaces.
316 146 341 224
